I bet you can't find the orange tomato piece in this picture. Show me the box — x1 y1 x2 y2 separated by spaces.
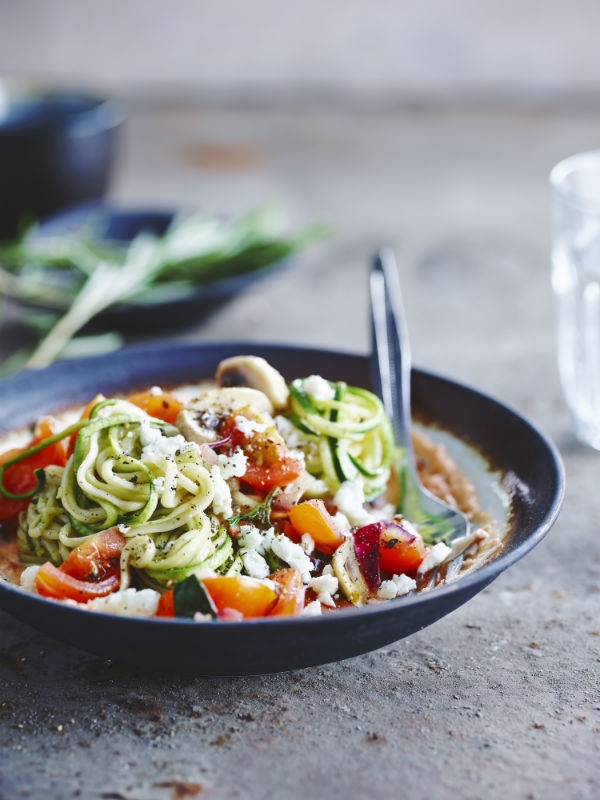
201 575 277 618
35 562 120 602
378 524 426 575
127 391 183 424
288 499 345 556
268 568 306 616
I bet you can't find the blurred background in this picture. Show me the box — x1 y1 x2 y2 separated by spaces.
2 0 600 103
1 0 600 397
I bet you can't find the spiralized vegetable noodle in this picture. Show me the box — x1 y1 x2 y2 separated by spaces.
0 356 506 621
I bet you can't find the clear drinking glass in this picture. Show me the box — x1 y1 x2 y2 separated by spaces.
551 150 600 450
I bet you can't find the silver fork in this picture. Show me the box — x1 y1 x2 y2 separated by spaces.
369 247 470 544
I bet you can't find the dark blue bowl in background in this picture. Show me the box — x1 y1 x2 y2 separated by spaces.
0 83 123 240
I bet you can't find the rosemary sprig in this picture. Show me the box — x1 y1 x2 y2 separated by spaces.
0 208 327 372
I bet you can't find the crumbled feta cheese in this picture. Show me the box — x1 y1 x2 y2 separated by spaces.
303 375 335 402
275 415 311 448
210 465 233 517
140 422 199 462
270 534 313 582
234 415 267 437
366 502 397 522
418 542 452 574
333 481 373 526
20 565 40 593
238 525 313 582
240 548 271 579
309 573 339 597
332 511 352 533
238 524 273 555
149 386 163 396
301 533 315 555
309 573 339 606
377 573 417 599
85 588 160 617
193 612 214 622
217 447 248 479
302 599 323 616
317 592 336 608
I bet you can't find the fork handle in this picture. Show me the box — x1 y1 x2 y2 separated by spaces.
369 248 414 460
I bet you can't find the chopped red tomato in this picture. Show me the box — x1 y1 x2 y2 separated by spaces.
156 588 175 617
60 528 125 582
288 499 345 555
201 575 277 618
35 563 120 602
0 417 68 521
378 521 426 575
242 456 303 491
268 568 306 616
127 391 183 424
34 529 125 603
219 414 303 492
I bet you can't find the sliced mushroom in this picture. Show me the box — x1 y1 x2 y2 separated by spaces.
177 387 275 445
216 356 290 412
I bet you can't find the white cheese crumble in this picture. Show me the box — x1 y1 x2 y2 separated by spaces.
418 542 452 574
302 599 323 616
216 447 248 479
139 421 199 462
237 524 313 582
275 415 310 449
234 415 267 437
240 548 270 580
309 573 339 608
210 465 234 517
20 565 40 593
333 481 373 526
303 375 335 402
84 588 160 617
270 534 313 582
377 573 417 599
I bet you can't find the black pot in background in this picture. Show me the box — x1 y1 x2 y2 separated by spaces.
0 84 124 240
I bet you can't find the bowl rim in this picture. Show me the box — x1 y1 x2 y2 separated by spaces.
0 81 124 133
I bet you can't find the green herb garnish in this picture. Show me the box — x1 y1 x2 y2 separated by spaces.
227 488 277 529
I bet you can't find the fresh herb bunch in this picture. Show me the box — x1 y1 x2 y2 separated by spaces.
0 207 325 371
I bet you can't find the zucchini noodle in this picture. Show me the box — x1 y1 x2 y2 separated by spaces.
288 378 395 500
17 398 236 588
16 465 72 565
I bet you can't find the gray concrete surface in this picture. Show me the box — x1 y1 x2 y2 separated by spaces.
0 101 599 799
3 1 600 102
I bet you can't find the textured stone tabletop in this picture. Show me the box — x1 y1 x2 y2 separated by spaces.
0 102 598 799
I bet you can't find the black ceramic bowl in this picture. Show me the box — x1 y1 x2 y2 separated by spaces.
0 342 565 675
0 84 123 240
